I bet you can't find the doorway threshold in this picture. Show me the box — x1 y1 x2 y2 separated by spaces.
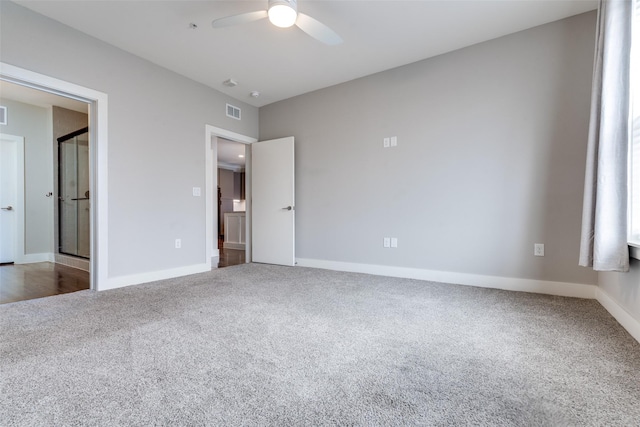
55 253 89 272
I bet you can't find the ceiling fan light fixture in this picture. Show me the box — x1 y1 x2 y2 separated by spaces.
268 0 297 28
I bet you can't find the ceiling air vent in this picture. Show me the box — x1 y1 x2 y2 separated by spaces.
0 106 6 125
226 104 241 120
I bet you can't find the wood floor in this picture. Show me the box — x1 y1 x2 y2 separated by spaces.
1 240 243 304
217 238 246 268
0 262 90 304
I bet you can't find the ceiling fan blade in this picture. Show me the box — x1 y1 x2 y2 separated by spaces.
212 10 268 28
295 13 343 46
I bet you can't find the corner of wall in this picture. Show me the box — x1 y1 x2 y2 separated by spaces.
596 285 640 344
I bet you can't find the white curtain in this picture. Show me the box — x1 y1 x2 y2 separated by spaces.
579 0 633 272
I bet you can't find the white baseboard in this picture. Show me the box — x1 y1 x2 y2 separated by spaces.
16 253 54 264
295 258 596 299
596 288 640 344
100 263 211 291
296 258 640 344
223 242 245 250
55 253 90 272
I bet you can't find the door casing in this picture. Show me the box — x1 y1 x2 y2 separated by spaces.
1 62 108 290
205 125 256 266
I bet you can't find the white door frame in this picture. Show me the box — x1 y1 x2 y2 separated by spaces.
205 125 256 266
0 134 24 263
0 62 108 291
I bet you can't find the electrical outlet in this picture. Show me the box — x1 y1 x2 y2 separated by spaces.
192 187 201 197
175 238 182 249
383 137 390 148
534 243 544 257
391 237 398 248
383 237 391 248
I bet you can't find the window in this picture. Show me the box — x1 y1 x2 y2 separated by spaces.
630 0 640 256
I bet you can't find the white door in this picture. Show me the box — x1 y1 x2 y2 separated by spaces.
251 137 295 266
0 135 20 263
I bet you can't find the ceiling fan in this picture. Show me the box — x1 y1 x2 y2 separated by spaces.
211 0 343 46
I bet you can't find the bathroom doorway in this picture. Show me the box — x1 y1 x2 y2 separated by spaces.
0 78 92 303
58 127 90 259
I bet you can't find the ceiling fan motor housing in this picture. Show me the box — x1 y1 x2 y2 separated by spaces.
269 0 298 13
267 0 298 28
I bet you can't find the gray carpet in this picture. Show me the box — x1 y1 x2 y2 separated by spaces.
1 263 639 426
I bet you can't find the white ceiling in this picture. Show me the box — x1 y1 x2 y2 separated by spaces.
218 138 246 170
15 0 597 108
0 80 88 113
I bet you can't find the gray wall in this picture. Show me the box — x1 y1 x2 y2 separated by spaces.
0 98 53 255
1 2 258 277
53 106 88 141
260 12 598 286
599 262 640 322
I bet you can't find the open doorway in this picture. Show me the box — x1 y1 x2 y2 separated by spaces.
0 79 92 303
205 125 256 269
217 138 246 268
1 62 108 292
205 128 296 270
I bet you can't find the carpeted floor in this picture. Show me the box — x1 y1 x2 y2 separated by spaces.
1 263 639 426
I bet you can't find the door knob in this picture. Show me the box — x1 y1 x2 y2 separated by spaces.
1 206 13 211
282 206 293 211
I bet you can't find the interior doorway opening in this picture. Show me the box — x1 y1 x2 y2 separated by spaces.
217 138 247 268
0 81 91 303
205 125 256 269
0 62 108 297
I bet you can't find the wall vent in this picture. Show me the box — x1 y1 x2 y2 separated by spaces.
0 106 7 125
226 104 241 120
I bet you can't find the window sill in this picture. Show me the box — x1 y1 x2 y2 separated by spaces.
630 243 640 261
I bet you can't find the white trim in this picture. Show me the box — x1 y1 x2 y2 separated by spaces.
596 287 640 343
206 125 256 145
0 106 7 125
295 258 597 299
0 62 108 291
223 242 246 250
298 258 640 344
629 244 640 261
55 253 90 272
217 161 245 172
15 252 54 264
100 263 210 291
205 125 256 267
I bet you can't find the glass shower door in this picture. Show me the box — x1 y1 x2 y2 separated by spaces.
58 127 90 259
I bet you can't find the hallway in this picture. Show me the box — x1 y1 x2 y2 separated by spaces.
217 238 245 268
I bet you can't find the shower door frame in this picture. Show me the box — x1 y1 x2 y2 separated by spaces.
58 127 91 260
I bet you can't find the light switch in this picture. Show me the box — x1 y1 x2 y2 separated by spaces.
391 238 398 248
193 187 201 197
390 136 397 147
